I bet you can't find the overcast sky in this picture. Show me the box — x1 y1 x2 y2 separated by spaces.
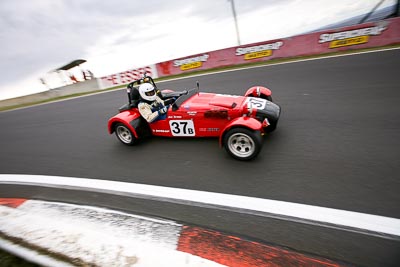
0 0 396 100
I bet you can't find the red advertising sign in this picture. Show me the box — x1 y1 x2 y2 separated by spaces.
156 40 285 77
156 17 400 77
96 18 400 88
98 65 158 89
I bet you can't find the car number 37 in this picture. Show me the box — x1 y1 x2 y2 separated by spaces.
247 97 267 109
169 120 196 136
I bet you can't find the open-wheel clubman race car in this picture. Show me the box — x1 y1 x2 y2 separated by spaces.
108 75 281 161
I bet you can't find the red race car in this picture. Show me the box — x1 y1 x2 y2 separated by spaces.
108 75 281 161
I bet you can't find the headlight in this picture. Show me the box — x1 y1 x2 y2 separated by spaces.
256 86 261 97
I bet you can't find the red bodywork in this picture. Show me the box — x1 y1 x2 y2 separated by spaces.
108 110 141 138
245 86 272 99
108 92 266 144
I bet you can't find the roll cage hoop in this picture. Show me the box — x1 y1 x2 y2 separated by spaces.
127 75 157 91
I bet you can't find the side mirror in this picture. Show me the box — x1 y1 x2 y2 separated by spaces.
126 85 132 104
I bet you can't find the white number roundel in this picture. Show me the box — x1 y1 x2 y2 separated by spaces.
247 97 267 109
169 120 195 136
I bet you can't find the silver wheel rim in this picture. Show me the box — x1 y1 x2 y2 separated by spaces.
116 125 132 143
227 133 255 158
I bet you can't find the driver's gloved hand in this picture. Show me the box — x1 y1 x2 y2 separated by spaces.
153 102 162 109
158 106 168 114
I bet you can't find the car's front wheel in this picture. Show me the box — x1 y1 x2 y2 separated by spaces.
223 128 262 161
115 123 137 145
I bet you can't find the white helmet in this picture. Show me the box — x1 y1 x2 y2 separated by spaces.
139 83 157 101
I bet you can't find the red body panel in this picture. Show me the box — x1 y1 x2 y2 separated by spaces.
108 110 141 137
245 86 272 98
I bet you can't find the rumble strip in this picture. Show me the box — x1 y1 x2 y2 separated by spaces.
0 198 350 267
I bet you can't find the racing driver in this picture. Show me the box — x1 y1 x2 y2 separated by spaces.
138 83 168 123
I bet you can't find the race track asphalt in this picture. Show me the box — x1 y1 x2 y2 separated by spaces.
1 49 400 266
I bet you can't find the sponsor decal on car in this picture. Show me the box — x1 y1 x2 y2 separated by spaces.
174 54 210 71
236 41 283 60
187 111 197 116
199 128 220 132
168 115 183 119
207 128 220 132
319 22 387 49
153 129 170 133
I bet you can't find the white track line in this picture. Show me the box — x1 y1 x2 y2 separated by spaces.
1 174 400 240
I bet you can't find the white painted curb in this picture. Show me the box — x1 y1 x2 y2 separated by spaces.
0 200 225 267
1 174 400 239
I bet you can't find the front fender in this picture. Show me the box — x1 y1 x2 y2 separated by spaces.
108 110 141 138
219 117 262 147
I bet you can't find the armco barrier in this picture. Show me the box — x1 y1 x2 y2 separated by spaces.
97 17 400 90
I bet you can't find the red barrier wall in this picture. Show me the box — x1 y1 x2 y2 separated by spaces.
97 18 400 89
156 17 400 77
98 65 157 89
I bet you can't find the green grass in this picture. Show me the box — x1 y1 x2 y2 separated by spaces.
0 89 117 112
0 232 87 266
1 43 399 112
0 249 40 267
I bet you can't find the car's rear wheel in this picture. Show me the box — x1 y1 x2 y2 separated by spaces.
223 128 262 161
115 123 137 145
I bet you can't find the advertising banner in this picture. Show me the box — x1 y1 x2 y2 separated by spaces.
156 40 285 77
156 17 400 77
97 65 158 89
96 17 400 88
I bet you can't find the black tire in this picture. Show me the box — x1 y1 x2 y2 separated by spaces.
114 123 137 146
265 119 278 132
223 128 263 161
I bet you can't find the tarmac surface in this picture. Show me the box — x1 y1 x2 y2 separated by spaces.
1 49 400 266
